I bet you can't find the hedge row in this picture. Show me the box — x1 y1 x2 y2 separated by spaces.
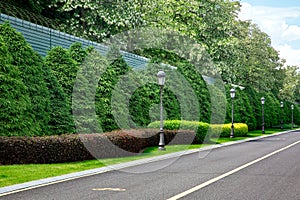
148 120 248 140
209 123 248 138
0 129 198 165
1 119 248 164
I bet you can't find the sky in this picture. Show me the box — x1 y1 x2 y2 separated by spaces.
239 0 300 67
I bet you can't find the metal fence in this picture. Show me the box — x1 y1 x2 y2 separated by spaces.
0 13 148 69
0 13 215 84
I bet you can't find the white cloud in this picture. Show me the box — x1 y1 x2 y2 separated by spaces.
239 2 300 67
277 44 300 67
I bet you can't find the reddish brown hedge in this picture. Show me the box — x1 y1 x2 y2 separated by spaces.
0 129 197 165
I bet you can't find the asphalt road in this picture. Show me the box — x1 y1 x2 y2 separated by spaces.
1 130 300 200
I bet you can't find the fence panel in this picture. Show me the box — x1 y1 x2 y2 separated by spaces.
0 13 148 69
0 13 214 83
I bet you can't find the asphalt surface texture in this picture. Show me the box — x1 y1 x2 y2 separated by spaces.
1 130 299 200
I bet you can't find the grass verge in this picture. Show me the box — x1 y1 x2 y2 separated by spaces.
0 128 294 188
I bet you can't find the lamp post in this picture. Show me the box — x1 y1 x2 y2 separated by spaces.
280 101 284 129
230 88 235 138
261 97 265 134
157 70 166 150
291 104 294 129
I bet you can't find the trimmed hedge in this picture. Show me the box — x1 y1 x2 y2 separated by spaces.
148 120 249 140
210 123 248 138
148 120 210 143
0 129 197 165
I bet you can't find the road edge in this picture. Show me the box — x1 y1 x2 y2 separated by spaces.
0 129 297 196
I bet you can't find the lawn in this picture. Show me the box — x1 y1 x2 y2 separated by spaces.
0 128 294 188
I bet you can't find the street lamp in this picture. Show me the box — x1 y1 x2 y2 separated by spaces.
280 101 284 129
291 104 294 129
230 88 235 138
157 70 166 150
261 97 265 134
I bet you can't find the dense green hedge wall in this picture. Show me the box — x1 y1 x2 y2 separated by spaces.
0 23 299 137
0 35 34 136
42 64 75 134
45 46 78 99
134 49 211 123
96 47 132 132
225 86 256 130
0 22 50 136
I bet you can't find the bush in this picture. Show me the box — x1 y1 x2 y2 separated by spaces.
210 123 248 138
149 120 249 140
148 120 210 143
0 129 197 164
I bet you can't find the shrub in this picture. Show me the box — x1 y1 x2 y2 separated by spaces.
210 123 248 138
148 120 210 143
0 129 196 164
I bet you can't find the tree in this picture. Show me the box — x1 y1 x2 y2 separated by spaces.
48 0 146 42
0 22 50 135
42 63 75 135
279 65 299 102
96 46 132 132
225 86 256 130
72 49 109 133
0 35 34 136
44 46 78 100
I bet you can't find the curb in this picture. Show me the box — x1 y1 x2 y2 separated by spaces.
0 129 296 196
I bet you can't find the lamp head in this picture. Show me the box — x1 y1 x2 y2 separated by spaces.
230 88 235 99
157 70 166 86
261 97 265 105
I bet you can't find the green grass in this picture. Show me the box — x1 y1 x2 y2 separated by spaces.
0 128 295 188
0 144 206 187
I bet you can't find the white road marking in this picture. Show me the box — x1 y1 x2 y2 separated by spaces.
92 188 126 191
167 140 300 200
0 169 112 197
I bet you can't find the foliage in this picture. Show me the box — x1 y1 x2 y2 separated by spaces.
0 129 199 164
42 63 75 135
44 46 78 99
0 22 51 135
72 49 108 133
148 120 210 143
96 46 131 132
262 92 280 128
210 123 248 138
68 42 92 63
135 50 211 123
279 66 299 102
48 0 146 41
0 35 34 136
148 120 249 142
225 86 256 130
